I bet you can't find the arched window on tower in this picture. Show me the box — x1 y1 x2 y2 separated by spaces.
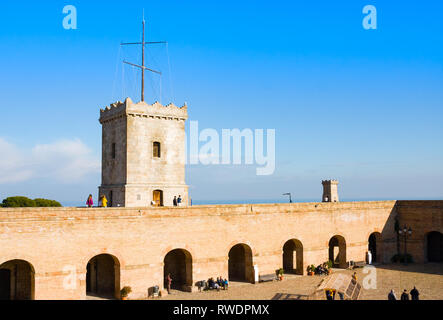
111 143 116 159
153 142 161 158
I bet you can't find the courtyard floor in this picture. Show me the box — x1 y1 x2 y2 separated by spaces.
158 263 443 300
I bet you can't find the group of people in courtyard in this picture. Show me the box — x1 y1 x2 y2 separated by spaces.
165 274 229 294
86 194 107 208
325 289 345 300
388 287 420 300
166 269 420 299
206 277 229 291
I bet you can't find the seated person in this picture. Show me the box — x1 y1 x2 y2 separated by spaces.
223 279 228 290
208 277 215 289
315 265 323 274
197 280 206 291
208 277 220 290
217 276 224 287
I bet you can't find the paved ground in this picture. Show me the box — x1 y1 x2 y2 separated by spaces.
157 263 443 300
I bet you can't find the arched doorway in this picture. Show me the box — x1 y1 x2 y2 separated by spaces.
153 190 163 206
282 239 304 275
329 235 347 268
163 249 193 291
86 254 120 299
228 244 253 283
427 231 443 262
0 259 35 300
368 232 383 263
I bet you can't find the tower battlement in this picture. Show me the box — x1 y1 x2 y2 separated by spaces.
322 179 339 185
99 97 188 124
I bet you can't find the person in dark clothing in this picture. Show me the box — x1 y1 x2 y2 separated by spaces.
326 290 333 300
388 289 397 300
208 278 215 289
173 196 177 207
410 287 420 300
400 289 409 300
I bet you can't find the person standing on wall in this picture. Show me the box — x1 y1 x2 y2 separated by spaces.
86 194 93 208
388 289 397 300
410 286 420 300
401 289 409 300
101 195 108 208
173 196 177 207
177 195 182 206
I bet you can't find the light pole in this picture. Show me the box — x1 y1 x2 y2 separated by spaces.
282 193 293 203
398 225 412 265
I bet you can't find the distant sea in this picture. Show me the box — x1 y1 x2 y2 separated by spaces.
57 197 439 208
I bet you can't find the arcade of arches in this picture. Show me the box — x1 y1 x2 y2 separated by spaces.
2 233 443 299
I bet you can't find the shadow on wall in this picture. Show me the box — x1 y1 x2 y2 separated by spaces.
380 201 443 273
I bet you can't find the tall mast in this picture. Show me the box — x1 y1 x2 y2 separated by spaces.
141 19 145 101
121 15 166 102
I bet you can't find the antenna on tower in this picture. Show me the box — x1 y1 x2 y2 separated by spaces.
121 13 167 102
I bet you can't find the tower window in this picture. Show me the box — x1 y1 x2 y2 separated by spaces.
153 142 161 158
111 143 116 159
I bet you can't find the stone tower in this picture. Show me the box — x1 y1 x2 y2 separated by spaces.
98 97 188 207
322 180 339 202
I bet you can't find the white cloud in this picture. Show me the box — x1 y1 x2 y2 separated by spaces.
0 138 100 184
0 138 33 183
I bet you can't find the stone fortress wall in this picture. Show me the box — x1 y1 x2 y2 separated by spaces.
1 200 442 300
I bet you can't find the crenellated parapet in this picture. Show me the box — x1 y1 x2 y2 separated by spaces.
322 179 339 185
99 97 188 124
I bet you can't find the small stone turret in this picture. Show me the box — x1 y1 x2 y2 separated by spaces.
322 180 339 202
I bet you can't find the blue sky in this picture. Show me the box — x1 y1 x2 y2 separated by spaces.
0 0 442 204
